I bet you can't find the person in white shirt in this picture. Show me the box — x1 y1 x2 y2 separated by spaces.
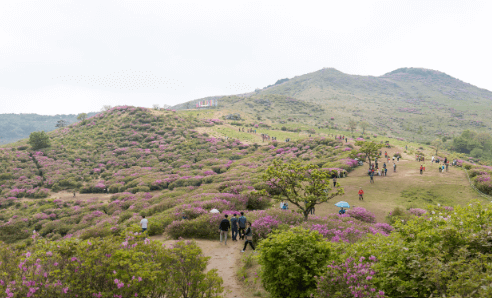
140 215 149 233
280 201 284 209
432 156 435 163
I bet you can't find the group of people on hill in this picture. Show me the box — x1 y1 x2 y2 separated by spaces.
335 135 348 143
419 156 451 175
261 134 276 142
367 154 397 183
238 127 257 134
218 212 255 252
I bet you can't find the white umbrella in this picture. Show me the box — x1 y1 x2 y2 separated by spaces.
210 208 220 214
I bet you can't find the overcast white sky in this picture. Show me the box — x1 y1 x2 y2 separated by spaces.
1 0 491 115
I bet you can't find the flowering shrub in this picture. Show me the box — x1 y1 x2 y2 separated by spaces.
347 207 376 223
0 236 223 297
315 256 385 298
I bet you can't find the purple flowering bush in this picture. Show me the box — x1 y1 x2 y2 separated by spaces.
0 235 223 297
347 207 376 223
315 256 385 298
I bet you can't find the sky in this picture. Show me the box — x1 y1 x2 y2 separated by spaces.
1 0 491 115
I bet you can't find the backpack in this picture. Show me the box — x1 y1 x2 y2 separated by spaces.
238 216 247 228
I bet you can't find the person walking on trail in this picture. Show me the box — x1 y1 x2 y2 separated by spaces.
393 163 396 172
432 156 435 163
370 170 374 183
358 188 364 200
219 214 231 245
333 176 337 187
238 212 247 240
337 170 341 178
446 162 449 172
231 214 239 242
241 222 255 252
397 156 400 162
140 215 148 233
420 165 423 175
442 164 445 173
385 151 387 158
384 167 388 176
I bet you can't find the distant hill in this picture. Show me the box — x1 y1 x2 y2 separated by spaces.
174 67 492 142
0 112 97 145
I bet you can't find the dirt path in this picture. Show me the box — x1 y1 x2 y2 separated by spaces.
151 236 247 298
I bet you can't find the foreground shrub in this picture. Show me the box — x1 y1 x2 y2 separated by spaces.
0 236 223 297
347 207 376 223
257 227 331 298
315 256 385 298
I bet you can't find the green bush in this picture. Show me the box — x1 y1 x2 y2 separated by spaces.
0 236 223 297
257 227 331 298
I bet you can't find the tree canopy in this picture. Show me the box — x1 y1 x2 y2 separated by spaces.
351 141 384 169
28 131 51 150
260 159 344 220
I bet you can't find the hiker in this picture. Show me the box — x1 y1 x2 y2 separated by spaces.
73 191 76 197
282 202 288 210
219 214 230 245
432 156 435 163
345 138 348 143
397 156 400 162
358 188 364 200
444 157 448 164
140 215 148 233
377 168 381 176
241 222 255 252
384 167 388 176
238 212 247 240
339 208 346 215
333 176 337 187
393 163 396 172
280 201 284 209
383 162 386 169
419 165 424 175
370 170 374 183
442 164 445 172
446 162 449 172
439 165 442 173
337 170 341 178
231 214 239 241
385 151 387 158
310 206 315 215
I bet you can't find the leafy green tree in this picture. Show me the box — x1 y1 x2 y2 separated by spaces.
55 119 68 128
350 141 383 170
260 159 344 220
77 113 87 121
28 131 50 150
348 119 358 134
431 138 443 156
359 121 369 134
257 227 331 298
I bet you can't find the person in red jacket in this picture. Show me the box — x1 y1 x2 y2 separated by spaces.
358 187 364 201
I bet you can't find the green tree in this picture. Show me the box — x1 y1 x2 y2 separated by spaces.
350 141 383 170
77 113 87 121
257 227 331 298
28 131 51 150
348 119 358 134
359 121 369 134
260 160 344 220
55 119 68 128
431 138 444 156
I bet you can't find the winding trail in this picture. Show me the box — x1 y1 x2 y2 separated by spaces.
150 236 247 298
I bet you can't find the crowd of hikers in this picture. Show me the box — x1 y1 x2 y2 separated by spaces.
218 212 255 252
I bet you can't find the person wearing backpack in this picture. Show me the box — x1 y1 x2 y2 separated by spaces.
238 212 247 240
241 222 255 252
219 214 231 245
230 214 239 242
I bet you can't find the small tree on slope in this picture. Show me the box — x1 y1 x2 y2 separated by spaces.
351 141 384 170
259 159 344 220
28 131 51 150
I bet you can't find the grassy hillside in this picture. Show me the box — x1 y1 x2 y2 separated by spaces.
175 67 492 143
0 112 97 145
